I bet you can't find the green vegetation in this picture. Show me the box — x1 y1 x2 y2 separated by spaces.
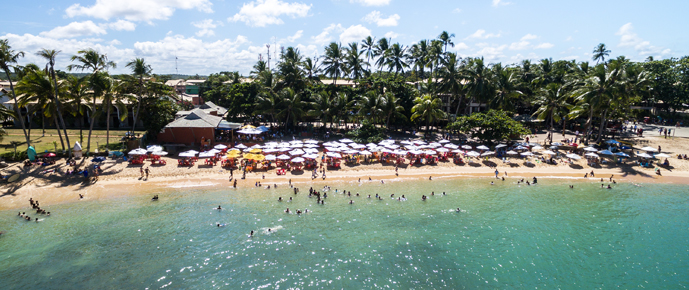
0 129 145 157
448 110 531 143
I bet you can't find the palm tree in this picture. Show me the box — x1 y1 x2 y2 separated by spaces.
67 49 116 153
125 58 152 137
461 57 493 114
361 36 376 69
322 42 345 85
592 43 610 64
437 31 455 53
426 40 443 80
410 40 429 80
438 53 464 117
37 49 72 157
571 63 618 144
15 70 57 143
332 92 355 128
277 88 305 128
307 91 334 128
381 92 405 129
373 38 390 76
411 94 445 136
251 60 269 77
302 57 321 82
345 42 367 79
64 76 90 144
91 72 126 149
491 63 522 110
532 84 571 144
357 91 385 124
255 90 280 125
0 39 30 147
277 47 305 91
385 43 408 75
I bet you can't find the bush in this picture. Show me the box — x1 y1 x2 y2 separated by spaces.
345 120 386 143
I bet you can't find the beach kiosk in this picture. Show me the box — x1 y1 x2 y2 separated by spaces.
73 142 83 158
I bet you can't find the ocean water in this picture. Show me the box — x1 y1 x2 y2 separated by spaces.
1 178 688 289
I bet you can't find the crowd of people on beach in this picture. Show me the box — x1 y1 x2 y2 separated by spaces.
17 198 50 222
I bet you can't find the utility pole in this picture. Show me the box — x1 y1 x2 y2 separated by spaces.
266 44 271 70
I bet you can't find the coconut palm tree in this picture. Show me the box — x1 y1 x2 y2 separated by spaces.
302 57 321 82
373 38 390 76
532 84 571 144
91 72 127 150
381 92 405 129
307 91 334 128
357 91 385 124
361 36 376 70
251 60 269 77
571 63 619 144
411 94 445 136
592 43 610 64
37 49 72 156
15 70 58 142
385 43 408 75
437 31 455 53
255 90 280 125
426 40 443 81
410 40 429 80
125 58 152 136
67 49 116 153
277 88 305 128
277 47 305 91
322 42 345 85
345 42 367 79
438 53 464 117
491 63 522 110
64 76 90 144
332 92 355 128
0 39 30 147
461 57 493 114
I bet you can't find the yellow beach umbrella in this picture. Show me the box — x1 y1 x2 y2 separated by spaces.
249 148 263 154
243 153 265 161
241 125 256 129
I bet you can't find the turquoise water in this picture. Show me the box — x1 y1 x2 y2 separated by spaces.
1 178 688 289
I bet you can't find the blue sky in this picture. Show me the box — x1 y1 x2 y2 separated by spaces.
2 0 687 75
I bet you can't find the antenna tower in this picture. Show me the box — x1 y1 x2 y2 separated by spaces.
266 44 271 69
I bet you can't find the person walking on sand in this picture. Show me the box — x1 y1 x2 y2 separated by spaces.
140 167 144 178
145 167 150 179
495 169 499 178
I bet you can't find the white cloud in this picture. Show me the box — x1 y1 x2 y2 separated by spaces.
509 40 530 50
534 43 554 49
39 21 107 39
521 34 537 41
616 22 671 57
340 25 372 44
192 19 222 37
560 55 579 60
66 0 213 22
453 8 462 13
454 42 469 50
362 11 400 27
229 0 311 27
311 24 344 45
350 0 391 6
105 20 136 31
109 39 122 46
492 0 511 7
286 30 304 42
384 31 399 39
466 29 501 39
474 44 506 60
565 36 573 41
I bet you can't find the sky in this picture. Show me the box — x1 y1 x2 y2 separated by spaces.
2 0 688 76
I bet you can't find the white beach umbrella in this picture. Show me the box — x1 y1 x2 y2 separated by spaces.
495 144 507 149
461 145 473 150
654 153 671 158
400 141 414 145
409 150 424 155
637 153 653 158
413 140 426 145
566 153 581 160
208 149 221 154
291 157 305 163
250 144 262 149
151 151 168 156
278 148 290 152
264 154 277 161
343 150 360 154
265 142 279 147
531 145 544 150
380 148 393 154
326 152 342 158
289 140 303 144
481 151 494 157
476 145 490 150
325 147 341 152
551 142 564 146
444 144 459 149
599 150 614 155
583 147 599 152
641 146 658 152
451 149 464 153
614 152 629 157
428 142 442 148
304 144 319 148
542 150 557 155
304 148 319 154
466 151 481 157
129 148 148 155
213 144 228 150
424 150 437 155
339 138 354 143
277 154 291 160
585 152 599 158
515 145 528 150
436 148 449 153
393 150 408 155
304 140 319 144
359 150 372 156
178 151 196 157
350 143 366 149
263 148 279 153
235 144 248 149
303 153 319 159
289 149 305 156
385 144 400 149
439 140 450 143
147 145 163 152
520 152 534 156
506 150 518 155
198 151 215 158
289 143 303 148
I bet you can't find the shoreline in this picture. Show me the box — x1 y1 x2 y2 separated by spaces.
4 164 688 211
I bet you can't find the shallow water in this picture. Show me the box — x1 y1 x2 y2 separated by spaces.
1 178 688 289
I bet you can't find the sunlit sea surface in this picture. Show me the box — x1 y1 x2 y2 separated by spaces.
1 178 688 289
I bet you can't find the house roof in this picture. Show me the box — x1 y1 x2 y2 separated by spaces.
165 79 186 87
165 108 223 128
199 101 227 115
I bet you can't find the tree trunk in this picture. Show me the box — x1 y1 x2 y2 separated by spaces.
41 113 45 137
87 96 97 154
131 78 143 135
54 115 65 152
106 102 111 151
454 94 465 118
549 111 554 144
4 70 30 147
49 65 72 158
583 105 593 144
595 108 609 143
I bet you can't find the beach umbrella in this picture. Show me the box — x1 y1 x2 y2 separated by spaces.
179 151 196 157
542 150 557 155
655 153 671 158
599 150 614 155
339 138 354 143
400 141 414 145
436 148 449 153
637 153 653 158
303 153 319 159
551 142 564 146
451 149 464 153
428 142 442 148
583 147 598 152
325 147 341 152
265 142 279 147
45 152 57 157
481 151 494 157
520 152 534 156
278 147 291 152
289 149 305 156
393 150 408 155
461 145 472 150
549 146 559 150
409 150 424 155
151 151 168 156
129 148 148 155
213 144 228 150
466 151 481 157
147 145 163 152
277 142 291 148
264 154 277 161
304 144 319 148
304 148 319 154
242 148 253 153
476 145 490 151
199 151 215 158
250 144 263 149
439 140 450 143
277 154 291 160
289 143 303 148
235 144 248 149
566 153 581 160
343 150 360 154
531 145 544 150
359 150 372 156
244 154 265 161
506 150 518 155
495 144 507 149
249 148 262 154
385 144 400 149
424 150 437 155
614 152 629 157
263 148 279 153
605 140 620 144
380 148 393 154
444 144 459 149
289 140 303 144
350 143 366 149
304 140 319 144
413 140 427 145
323 142 339 147
585 152 599 158
515 145 528 150
291 157 305 163
326 152 342 158
640 146 658 152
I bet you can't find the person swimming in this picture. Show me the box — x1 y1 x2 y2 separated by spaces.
456 208 461 212
490 181 494 185
607 184 612 189
429 176 432 180
152 195 159 201
349 200 354 204
278 197 283 201
217 223 225 227
250 230 254 237
285 208 290 213
216 205 222 210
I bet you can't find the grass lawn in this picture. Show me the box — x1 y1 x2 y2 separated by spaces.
1 128 146 154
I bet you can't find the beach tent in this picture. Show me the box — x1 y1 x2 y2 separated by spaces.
73 142 83 158
27 146 37 161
